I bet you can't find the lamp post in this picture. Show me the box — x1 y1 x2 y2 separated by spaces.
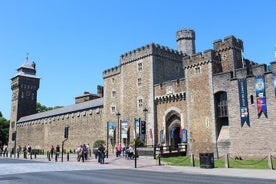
143 108 148 144
134 118 139 168
106 122 109 158
143 108 148 120
116 112 121 146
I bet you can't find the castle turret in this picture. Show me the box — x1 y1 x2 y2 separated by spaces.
176 29 196 56
8 57 40 150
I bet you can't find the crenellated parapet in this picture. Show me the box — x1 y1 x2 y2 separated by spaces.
120 43 184 65
213 35 243 52
183 49 217 69
155 92 186 104
176 29 195 41
102 66 121 79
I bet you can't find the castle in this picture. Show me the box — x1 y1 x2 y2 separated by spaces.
8 28 276 158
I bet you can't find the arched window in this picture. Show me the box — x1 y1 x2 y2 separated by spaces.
216 92 228 118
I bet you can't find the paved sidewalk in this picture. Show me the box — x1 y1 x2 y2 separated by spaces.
5 154 276 180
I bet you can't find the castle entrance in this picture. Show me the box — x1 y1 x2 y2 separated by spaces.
214 91 229 139
165 110 181 149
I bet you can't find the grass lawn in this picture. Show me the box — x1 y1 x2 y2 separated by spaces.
160 156 276 170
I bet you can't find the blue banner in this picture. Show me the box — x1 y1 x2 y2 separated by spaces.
255 75 267 118
160 130 165 144
108 121 115 139
170 127 175 139
121 121 128 139
181 129 187 143
238 78 250 127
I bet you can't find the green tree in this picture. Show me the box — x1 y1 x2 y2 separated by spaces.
36 102 63 113
0 112 9 146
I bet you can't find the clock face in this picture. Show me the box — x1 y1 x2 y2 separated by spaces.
26 91 31 97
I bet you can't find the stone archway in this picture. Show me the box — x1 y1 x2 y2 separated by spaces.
165 110 181 148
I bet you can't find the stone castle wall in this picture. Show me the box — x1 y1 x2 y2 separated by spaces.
16 107 105 152
225 62 276 158
184 50 215 155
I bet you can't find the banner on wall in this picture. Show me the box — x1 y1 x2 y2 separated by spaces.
255 76 268 118
181 129 187 143
134 118 140 139
149 128 153 139
121 121 128 139
238 78 250 127
160 130 165 144
170 127 175 139
108 121 115 139
141 121 146 141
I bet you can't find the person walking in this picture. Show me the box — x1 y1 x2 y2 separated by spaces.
55 145 60 161
50 145 54 158
116 143 122 157
97 144 105 164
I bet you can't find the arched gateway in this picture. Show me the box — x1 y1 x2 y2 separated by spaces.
165 110 184 149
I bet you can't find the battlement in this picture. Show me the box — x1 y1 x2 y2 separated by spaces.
102 66 121 79
120 43 184 64
183 49 216 69
213 35 243 51
176 29 195 41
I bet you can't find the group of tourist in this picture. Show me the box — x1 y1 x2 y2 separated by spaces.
116 143 135 159
14 144 32 159
2 142 137 164
76 144 90 162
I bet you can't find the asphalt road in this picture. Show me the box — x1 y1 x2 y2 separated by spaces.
0 158 275 184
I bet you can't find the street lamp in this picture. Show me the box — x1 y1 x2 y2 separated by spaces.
143 108 148 120
143 108 148 144
116 112 121 146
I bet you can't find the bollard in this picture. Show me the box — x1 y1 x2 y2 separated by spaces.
191 154 195 167
67 153 69 161
158 155 161 165
153 145 156 159
48 152 51 161
17 152 19 158
268 153 273 170
225 153 230 168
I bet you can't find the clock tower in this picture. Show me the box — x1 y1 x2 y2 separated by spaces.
8 57 40 150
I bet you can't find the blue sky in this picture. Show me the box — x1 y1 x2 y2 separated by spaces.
0 0 275 119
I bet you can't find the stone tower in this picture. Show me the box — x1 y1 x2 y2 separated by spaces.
8 57 40 150
176 29 196 56
184 50 217 155
213 36 244 75
103 43 184 148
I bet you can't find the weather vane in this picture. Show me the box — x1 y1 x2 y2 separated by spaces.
26 52 29 63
